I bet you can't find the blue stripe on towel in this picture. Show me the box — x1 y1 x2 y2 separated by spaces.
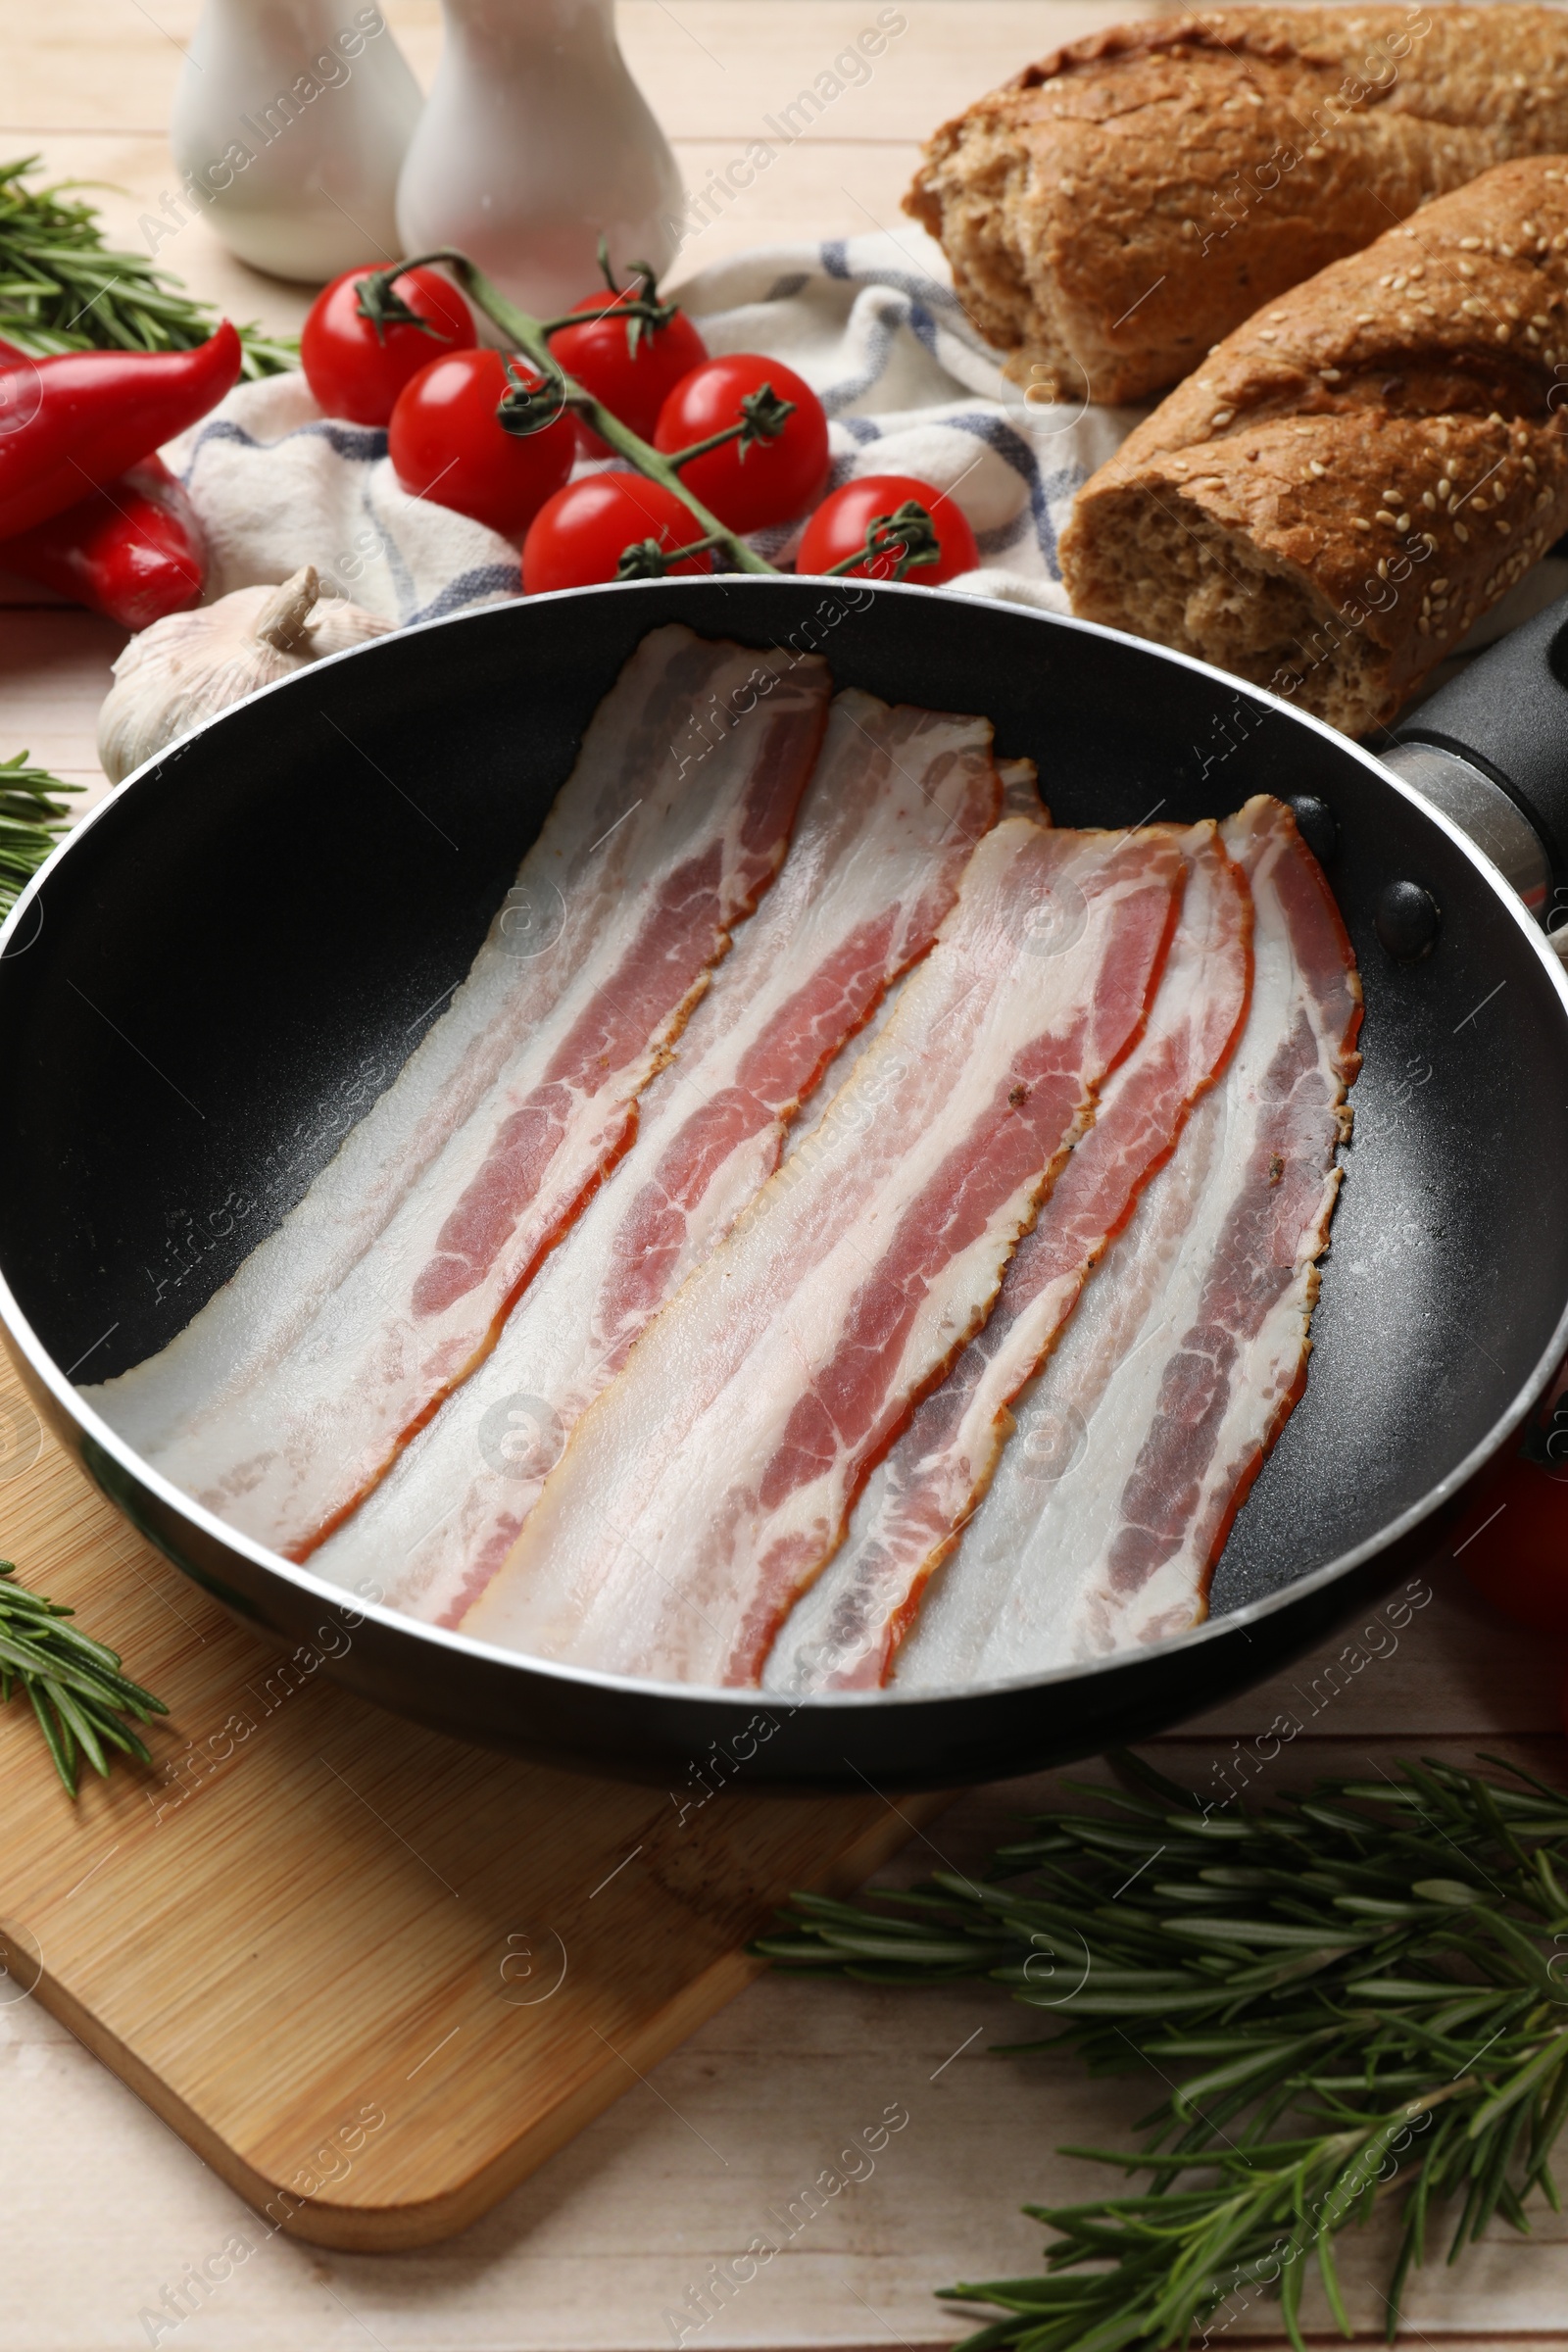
181 417 389 478
408 565 520 625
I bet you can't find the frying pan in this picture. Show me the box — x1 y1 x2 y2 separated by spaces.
2 573 1566 1793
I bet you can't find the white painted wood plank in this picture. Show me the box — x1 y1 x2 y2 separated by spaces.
0 609 124 805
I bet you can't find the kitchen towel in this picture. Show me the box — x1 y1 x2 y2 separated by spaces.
165 227 1142 624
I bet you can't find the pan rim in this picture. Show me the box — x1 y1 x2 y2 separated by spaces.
3 574 1566 1715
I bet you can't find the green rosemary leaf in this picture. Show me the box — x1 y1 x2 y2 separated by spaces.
1534 1846 1568 1916
89 1709 155 1767
1169 2033 1336 2116
0 157 294 376
1526 2048 1568 2190
1162 1915 1374 1949
1467 2031 1568 2138
43 1674 110 1779
0 1623 153 1716
802 1930 998 1964
0 1560 167 1796
1316 2218 1351 2336
25 1677 74 1787
1476 1752 1568 1808
1345 1974 1470 2000
0 751 79 919
1467 1905 1565 1991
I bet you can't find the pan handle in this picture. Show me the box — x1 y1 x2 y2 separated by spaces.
1388 590 1568 925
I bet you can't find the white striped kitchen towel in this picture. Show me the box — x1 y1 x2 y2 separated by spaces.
165 228 1147 625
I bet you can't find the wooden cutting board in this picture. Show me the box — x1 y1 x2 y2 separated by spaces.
0 1336 935 2252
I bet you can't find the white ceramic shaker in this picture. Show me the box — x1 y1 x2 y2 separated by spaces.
395 0 683 317
170 1 423 282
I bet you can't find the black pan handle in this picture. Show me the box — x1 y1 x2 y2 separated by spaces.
1388 592 1568 924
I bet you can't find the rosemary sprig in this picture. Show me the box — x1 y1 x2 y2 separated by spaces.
0 1561 167 1796
0 751 79 918
0 155 295 377
760 1753 1568 2350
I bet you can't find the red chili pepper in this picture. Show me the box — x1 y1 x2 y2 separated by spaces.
0 321 241 541
0 455 205 629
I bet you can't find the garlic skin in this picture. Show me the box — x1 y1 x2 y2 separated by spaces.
97 566 391 785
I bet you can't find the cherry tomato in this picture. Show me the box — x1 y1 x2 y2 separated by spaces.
654 354 829 534
389 349 574 537
551 295 708 455
796 472 981 586
522 474 714 593
1454 1444 1568 1635
301 267 474 426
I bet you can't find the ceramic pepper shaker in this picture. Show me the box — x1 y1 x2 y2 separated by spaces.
170 0 423 283
396 0 683 316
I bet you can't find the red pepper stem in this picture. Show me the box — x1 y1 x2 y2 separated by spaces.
391 248 779 577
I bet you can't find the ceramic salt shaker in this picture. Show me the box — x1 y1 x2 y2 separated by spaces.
396 0 683 316
169 1 423 283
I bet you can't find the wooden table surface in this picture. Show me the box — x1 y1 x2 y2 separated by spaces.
4 4 1568 2346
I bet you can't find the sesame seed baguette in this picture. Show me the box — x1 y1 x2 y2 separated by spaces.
908 7 1568 407
1057 156 1568 736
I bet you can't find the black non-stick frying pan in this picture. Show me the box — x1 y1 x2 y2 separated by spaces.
2 574 1567 1791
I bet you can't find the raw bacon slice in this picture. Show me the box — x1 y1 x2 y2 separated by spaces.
999 756 1045 818
88 624 810 1459
311 690 1003 1625
895 794 1361 1689
461 815 1187 1686
769 818 1251 1692
765 763 1041 1207
87 624 831 1558
764 770 1041 1195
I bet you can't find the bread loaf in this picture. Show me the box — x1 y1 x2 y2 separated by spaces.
1057 158 1568 735
906 7 1568 405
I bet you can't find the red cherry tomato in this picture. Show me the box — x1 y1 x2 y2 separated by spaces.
389 349 574 538
654 354 829 534
522 474 713 593
796 472 981 587
551 295 708 454
301 267 475 426
1455 1443 1568 1635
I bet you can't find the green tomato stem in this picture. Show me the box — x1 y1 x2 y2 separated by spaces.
663 416 772 471
535 299 671 337
823 502 941 582
615 529 730 581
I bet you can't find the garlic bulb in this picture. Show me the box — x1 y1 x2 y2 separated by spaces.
97 565 391 785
